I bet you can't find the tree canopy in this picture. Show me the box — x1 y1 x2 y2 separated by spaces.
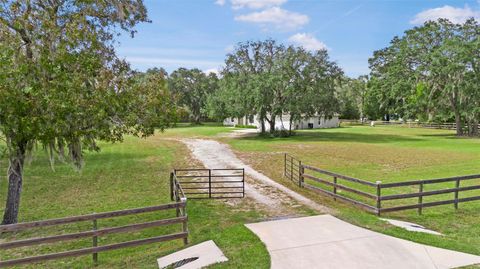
169 68 218 124
0 0 175 224
368 18 480 135
209 39 343 135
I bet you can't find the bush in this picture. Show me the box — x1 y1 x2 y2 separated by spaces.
272 129 293 137
235 124 257 129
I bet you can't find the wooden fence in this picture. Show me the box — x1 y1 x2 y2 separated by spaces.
378 174 480 214
284 153 480 215
0 202 188 267
171 168 245 199
340 119 479 131
301 164 380 214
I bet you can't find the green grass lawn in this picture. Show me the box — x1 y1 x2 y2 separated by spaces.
0 134 270 268
221 125 480 258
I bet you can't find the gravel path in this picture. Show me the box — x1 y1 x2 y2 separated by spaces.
181 139 328 213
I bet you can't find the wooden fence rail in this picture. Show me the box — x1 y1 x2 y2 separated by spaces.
284 153 480 215
339 119 480 131
0 202 188 267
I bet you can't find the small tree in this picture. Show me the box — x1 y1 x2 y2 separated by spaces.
0 1 175 224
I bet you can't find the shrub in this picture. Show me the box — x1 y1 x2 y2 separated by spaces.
235 124 257 129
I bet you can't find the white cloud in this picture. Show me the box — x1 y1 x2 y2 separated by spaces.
411 5 480 24
204 68 220 75
231 0 286 9
288 33 328 51
215 0 226 6
235 7 309 31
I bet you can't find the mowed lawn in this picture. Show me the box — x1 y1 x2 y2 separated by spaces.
222 126 480 257
0 134 270 268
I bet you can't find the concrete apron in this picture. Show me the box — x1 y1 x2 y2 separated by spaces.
246 215 480 269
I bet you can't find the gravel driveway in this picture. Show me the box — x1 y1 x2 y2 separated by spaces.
181 138 328 214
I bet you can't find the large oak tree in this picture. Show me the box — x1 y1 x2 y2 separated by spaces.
0 0 175 224
369 18 480 135
215 40 342 135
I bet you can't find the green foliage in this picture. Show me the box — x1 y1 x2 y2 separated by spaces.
338 76 368 119
0 0 176 223
209 40 343 134
169 68 219 124
368 19 480 135
272 129 293 137
235 124 257 129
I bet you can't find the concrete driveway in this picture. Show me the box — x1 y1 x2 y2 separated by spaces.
246 215 480 269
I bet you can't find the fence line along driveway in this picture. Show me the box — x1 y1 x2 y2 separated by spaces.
246 215 480 269
284 153 480 215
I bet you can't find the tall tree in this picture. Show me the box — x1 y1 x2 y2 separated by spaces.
169 68 218 124
222 40 282 133
369 18 480 135
218 40 342 135
0 0 175 224
337 76 368 120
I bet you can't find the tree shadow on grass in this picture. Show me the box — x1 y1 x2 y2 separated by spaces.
419 133 480 140
236 130 422 144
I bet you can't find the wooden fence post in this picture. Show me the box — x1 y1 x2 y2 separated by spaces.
299 162 304 187
92 218 98 265
170 172 174 201
208 169 212 198
376 181 382 216
284 153 287 177
454 179 460 210
333 176 337 201
418 183 423 215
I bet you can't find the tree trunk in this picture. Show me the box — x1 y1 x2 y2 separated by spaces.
194 114 201 125
269 114 275 134
468 118 478 136
454 110 463 136
449 91 463 136
289 113 294 136
2 146 26 225
259 111 266 134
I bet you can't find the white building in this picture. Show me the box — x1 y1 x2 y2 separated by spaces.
223 114 339 131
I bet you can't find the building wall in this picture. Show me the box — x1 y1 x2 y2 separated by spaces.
223 117 238 126
296 116 340 129
224 115 339 130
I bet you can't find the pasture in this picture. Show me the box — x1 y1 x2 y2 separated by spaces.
1 124 479 268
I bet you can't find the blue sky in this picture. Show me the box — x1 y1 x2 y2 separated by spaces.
115 0 480 77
